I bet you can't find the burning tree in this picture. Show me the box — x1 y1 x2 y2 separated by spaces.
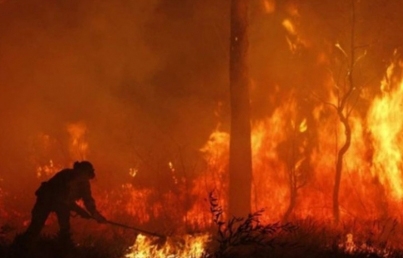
309 0 364 223
330 0 358 224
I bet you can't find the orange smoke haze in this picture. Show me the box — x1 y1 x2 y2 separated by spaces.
0 0 230 198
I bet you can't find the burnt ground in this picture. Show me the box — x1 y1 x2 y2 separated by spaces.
1 234 129 258
1 233 403 258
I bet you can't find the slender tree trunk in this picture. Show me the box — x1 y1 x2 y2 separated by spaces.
333 111 352 222
229 0 252 217
332 0 355 223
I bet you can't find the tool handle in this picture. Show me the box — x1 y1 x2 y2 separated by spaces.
106 220 165 238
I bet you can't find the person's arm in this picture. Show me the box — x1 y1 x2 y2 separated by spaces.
81 181 107 223
70 202 92 219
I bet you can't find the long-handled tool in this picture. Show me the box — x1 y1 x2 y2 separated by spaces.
105 220 165 238
106 220 168 246
72 211 168 245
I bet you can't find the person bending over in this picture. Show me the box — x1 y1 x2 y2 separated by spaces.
20 160 106 246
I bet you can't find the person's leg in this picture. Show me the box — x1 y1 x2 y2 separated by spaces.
55 206 74 247
16 198 51 250
23 198 51 240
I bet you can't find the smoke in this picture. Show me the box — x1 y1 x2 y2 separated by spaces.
0 0 231 198
1 0 403 209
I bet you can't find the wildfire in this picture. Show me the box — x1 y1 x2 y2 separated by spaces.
368 61 403 201
125 233 210 258
19 58 403 256
36 159 60 178
67 122 89 160
183 57 403 225
3 1 403 257
338 233 393 257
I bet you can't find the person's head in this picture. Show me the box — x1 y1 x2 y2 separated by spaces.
73 161 95 179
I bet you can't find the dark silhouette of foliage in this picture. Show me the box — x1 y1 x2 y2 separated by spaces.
209 191 297 257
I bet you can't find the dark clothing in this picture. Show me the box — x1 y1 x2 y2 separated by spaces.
23 168 100 243
35 169 97 214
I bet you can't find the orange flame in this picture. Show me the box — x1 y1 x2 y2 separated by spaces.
67 122 88 160
187 59 403 224
368 61 403 201
125 234 210 258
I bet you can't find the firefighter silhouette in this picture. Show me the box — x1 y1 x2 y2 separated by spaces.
20 160 106 247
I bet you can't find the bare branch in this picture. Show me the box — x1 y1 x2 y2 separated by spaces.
309 91 338 110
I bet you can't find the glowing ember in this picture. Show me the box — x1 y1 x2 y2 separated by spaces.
129 167 138 178
36 159 60 178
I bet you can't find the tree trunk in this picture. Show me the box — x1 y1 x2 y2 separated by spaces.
333 111 351 223
228 0 252 217
332 0 355 223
